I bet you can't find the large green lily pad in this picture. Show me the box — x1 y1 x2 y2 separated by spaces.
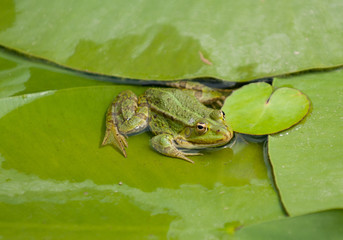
0 85 284 239
1 0 343 81
236 210 343 240
268 70 343 216
222 82 310 135
0 48 111 98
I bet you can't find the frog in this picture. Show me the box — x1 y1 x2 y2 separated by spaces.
102 81 233 163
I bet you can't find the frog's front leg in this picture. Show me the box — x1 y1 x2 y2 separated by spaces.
102 90 149 157
151 134 201 163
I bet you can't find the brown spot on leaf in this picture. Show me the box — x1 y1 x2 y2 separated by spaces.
199 51 213 65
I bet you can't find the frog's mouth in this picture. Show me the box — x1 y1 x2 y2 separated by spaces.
174 133 233 149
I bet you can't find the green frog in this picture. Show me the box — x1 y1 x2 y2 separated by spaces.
102 81 233 163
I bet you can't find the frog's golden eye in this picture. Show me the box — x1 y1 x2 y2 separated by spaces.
221 110 225 119
210 110 225 120
196 122 208 134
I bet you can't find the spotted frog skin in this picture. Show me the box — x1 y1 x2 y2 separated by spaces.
102 81 233 163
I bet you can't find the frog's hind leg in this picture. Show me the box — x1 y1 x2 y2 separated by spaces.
167 80 228 107
151 134 202 163
102 90 149 157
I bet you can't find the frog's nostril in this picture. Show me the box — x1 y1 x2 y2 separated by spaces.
213 127 223 134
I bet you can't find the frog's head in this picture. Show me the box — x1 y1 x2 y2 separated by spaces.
175 110 233 149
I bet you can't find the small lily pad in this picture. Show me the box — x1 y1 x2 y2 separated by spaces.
222 82 310 135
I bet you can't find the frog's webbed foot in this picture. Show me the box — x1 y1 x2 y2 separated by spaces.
102 123 128 157
151 134 198 163
102 90 149 157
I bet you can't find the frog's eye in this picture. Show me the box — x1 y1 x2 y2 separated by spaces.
221 110 225 119
210 110 225 120
196 122 208 134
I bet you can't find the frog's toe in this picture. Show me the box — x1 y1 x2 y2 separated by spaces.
121 134 128 148
178 155 195 164
182 151 203 156
179 151 202 163
172 151 194 163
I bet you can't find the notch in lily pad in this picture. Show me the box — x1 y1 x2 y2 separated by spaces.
222 82 310 135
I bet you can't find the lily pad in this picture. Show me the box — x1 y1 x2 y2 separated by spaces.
0 85 284 239
268 70 343 216
1 0 343 81
236 210 343 240
222 82 310 135
0 49 112 98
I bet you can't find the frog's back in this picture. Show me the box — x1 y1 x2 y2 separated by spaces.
145 88 210 119
145 88 211 134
